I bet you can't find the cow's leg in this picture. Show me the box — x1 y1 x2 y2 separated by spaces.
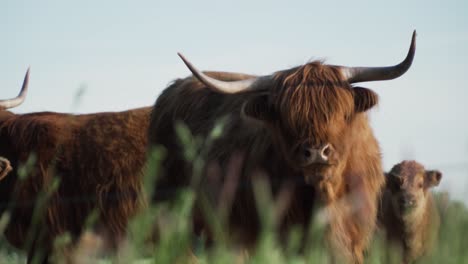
27 246 50 264
26 232 53 264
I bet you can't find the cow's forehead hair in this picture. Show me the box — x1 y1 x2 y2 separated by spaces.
272 61 347 88
269 61 355 142
390 161 425 183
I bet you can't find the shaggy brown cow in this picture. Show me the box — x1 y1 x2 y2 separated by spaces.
0 157 12 180
0 70 151 263
378 160 442 263
149 32 416 263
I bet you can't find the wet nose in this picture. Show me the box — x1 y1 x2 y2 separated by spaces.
301 143 334 165
399 195 416 208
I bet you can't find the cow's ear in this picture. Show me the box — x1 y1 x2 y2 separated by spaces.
242 94 276 123
386 172 403 191
352 87 379 112
425 170 442 188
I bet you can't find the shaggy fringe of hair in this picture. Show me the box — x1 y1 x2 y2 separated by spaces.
389 160 425 178
272 61 355 144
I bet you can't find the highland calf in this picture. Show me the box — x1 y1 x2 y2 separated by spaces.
149 32 417 263
0 70 151 263
378 160 442 263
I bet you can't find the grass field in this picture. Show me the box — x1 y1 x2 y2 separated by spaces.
1 185 467 263
1 124 467 264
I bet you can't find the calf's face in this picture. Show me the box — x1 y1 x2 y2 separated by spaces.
387 161 442 215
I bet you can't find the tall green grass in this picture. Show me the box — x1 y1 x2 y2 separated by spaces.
0 120 467 264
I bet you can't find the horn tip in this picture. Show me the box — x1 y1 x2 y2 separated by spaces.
23 67 30 85
24 67 30 86
177 52 192 68
177 52 186 60
409 30 417 55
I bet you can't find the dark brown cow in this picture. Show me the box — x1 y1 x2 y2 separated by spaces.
149 32 416 263
0 71 151 263
378 160 442 263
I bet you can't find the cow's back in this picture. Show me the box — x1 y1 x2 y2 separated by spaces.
0 107 151 252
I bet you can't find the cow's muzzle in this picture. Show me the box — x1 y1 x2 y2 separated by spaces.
399 194 417 213
300 143 334 167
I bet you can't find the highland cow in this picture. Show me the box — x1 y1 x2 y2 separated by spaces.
378 160 442 263
0 70 151 263
149 32 417 263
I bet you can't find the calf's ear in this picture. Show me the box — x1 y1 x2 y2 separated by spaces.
241 94 276 123
386 172 403 191
425 170 442 188
352 87 379 112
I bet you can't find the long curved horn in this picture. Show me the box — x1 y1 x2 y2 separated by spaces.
340 31 416 83
178 53 272 94
0 68 30 110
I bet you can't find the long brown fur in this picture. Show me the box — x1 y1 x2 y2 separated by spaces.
378 161 441 263
149 63 384 263
0 106 151 263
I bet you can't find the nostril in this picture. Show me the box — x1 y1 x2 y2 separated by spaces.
399 197 407 205
322 144 331 157
299 144 332 165
399 197 416 208
303 149 311 158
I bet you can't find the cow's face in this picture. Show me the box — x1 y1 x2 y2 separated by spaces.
242 63 378 188
177 31 415 197
387 161 442 216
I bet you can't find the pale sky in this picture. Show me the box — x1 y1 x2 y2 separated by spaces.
2 0 467 201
